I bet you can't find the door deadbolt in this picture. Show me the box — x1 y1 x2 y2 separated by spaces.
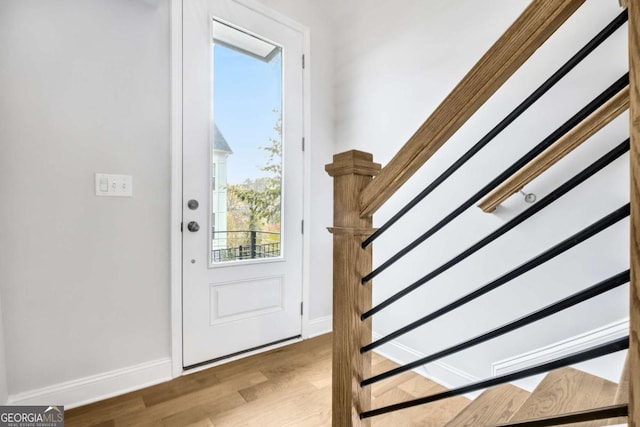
187 221 200 232
187 199 199 210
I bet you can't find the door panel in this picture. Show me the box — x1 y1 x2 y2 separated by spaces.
210 276 284 324
182 0 303 368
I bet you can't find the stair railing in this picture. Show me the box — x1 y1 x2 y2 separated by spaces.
325 0 639 426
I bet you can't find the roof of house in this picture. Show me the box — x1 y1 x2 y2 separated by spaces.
213 124 233 154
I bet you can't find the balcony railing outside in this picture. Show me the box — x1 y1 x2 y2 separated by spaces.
212 230 280 262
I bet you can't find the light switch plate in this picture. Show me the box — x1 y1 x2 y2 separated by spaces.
95 173 133 197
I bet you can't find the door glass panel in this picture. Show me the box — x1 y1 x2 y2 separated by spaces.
211 20 283 264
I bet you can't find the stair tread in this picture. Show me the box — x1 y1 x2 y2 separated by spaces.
509 367 618 426
444 384 530 427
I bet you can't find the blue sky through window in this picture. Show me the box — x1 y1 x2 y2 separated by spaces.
213 43 283 185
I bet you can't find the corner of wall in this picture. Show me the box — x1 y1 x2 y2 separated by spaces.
304 315 332 339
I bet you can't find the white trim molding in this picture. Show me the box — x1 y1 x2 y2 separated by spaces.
169 0 184 379
492 318 630 376
371 333 481 399
8 358 172 409
305 316 332 339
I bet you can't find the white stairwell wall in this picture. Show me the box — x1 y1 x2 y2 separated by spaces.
332 0 630 383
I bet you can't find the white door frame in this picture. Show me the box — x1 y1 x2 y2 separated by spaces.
170 0 312 377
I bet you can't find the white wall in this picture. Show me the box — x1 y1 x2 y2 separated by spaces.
333 0 630 382
0 0 171 397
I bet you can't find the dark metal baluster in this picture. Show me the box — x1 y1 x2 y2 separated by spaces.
362 11 629 249
362 139 630 321
359 337 629 419
362 74 629 284
362 204 630 347
361 271 629 386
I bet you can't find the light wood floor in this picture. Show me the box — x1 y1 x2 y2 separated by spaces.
65 333 469 426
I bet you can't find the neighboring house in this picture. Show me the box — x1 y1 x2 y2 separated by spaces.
212 124 233 249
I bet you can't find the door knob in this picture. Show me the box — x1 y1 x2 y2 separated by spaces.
187 221 200 232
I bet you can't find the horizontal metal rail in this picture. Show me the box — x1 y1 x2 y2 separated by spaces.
361 73 629 284
490 404 628 427
361 270 629 386
362 204 630 347
359 337 629 419
361 10 628 249
361 139 630 321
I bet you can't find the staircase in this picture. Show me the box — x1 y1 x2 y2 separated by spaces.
367 350 628 426
444 366 623 427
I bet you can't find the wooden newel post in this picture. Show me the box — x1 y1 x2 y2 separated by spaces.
326 150 381 426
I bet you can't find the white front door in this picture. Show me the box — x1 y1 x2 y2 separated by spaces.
182 0 304 369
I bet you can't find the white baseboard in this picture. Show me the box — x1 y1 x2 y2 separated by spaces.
492 318 630 377
371 333 482 399
305 315 332 338
8 358 172 409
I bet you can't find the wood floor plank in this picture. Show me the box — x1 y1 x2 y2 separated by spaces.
211 334 331 382
372 383 468 426
211 383 332 426
159 393 246 427
373 387 427 426
445 384 530 426
65 395 146 427
370 359 419 398
141 372 220 407
509 367 619 426
182 420 214 427
397 375 453 398
113 371 265 426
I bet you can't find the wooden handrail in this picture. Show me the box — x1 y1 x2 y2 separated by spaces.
478 85 630 213
358 0 585 218
628 1 639 427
